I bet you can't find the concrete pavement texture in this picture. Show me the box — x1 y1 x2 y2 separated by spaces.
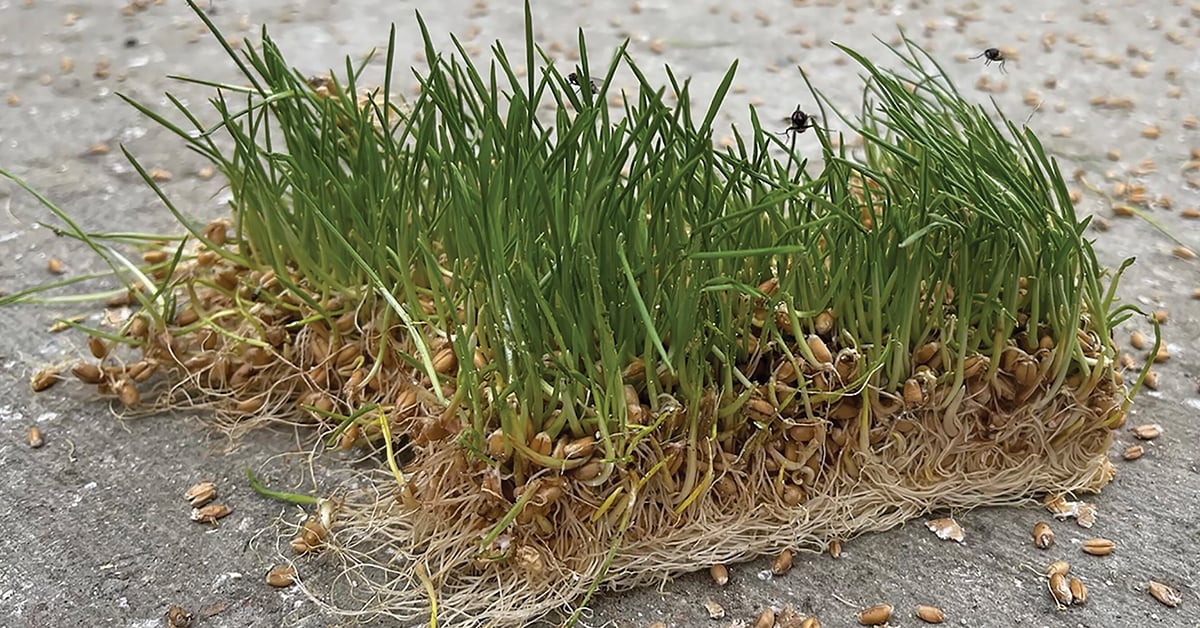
1 0 1198 626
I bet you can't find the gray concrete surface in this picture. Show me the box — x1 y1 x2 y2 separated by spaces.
2 0 1198 626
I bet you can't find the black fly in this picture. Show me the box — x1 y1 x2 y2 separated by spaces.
567 71 598 94
779 105 816 135
971 48 1007 73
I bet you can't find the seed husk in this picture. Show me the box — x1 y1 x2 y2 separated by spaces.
1143 369 1158 390
166 605 192 628
775 606 807 628
858 604 892 626
27 426 44 448
1148 580 1181 607
925 516 964 542
1032 521 1054 549
191 503 231 523
800 618 820 628
1123 444 1144 460
915 604 945 623
754 607 776 628
31 368 61 392
1075 502 1096 529
1130 330 1148 349
1049 572 1074 606
703 599 725 619
772 548 793 575
1081 538 1115 556
266 564 296 587
829 538 842 559
1131 423 1162 440
184 481 217 508
709 563 729 586
1069 577 1088 605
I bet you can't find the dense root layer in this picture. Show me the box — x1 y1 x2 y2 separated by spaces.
300 389 1115 626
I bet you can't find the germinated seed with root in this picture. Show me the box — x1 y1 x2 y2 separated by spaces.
114 379 140 407
291 511 332 553
858 604 892 626
70 361 104 385
1130 330 1148 349
1049 572 1074 606
1032 521 1054 549
915 604 945 623
1148 580 1182 607
30 368 61 392
1082 538 1115 555
709 563 729 586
